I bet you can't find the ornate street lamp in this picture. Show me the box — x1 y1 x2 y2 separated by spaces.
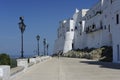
47 44 49 55
43 38 46 56
36 35 40 56
18 17 26 58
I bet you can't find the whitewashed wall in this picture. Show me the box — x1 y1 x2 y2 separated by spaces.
63 31 74 53
63 19 74 53
54 19 74 54
54 0 120 63
73 9 88 50
111 0 120 63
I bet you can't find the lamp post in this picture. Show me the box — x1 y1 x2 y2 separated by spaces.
18 17 26 58
43 38 46 56
46 44 49 55
36 35 40 56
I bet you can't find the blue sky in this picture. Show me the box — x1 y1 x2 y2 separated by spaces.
0 0 99 57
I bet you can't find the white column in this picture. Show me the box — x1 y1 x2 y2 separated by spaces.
0 65 10 80
29 58 37 64
101 0 104 6
17 59 28 71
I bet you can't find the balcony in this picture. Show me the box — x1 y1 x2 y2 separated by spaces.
86 26 103 34
86 10 103 20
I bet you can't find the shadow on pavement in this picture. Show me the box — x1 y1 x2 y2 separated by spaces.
80 60 120 69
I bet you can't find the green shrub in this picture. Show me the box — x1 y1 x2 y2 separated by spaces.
0 53 10 65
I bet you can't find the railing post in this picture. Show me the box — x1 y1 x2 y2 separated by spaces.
29 58 37 64
0 65 10 80
17 59 28 71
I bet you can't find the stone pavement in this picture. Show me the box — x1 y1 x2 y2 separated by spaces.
12 57 120 80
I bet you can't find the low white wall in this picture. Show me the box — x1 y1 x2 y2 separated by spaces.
17 59 28 72
0 65 10 80
0 56 52 80
29 58 36 64
10 56 51 80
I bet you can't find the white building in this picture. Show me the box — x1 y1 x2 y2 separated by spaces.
54 18 74 54
54 0 120 63
84 0 112 49
110 0 120 63
73 9 89 50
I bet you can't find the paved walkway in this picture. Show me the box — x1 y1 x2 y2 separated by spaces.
12 57 120 80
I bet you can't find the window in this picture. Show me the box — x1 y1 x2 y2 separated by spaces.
116 14 119 24
111 0 113 4
104 25 106 30
92 24 96 29
79 21 82 25
108 25 110 32
75 26 77 30
100 21 103 27
117 45 120 61
111 0 116 4
88 27 90 31
71 29 74 31
100 21 103 29
72 43 74 49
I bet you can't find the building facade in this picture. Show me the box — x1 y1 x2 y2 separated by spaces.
73 9 89 50
54 0 120 63
110 0 120 63
53 18 74 54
